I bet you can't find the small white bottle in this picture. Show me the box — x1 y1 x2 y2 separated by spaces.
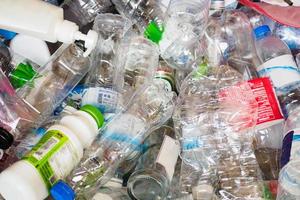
0 105 104 200
0 0 98 56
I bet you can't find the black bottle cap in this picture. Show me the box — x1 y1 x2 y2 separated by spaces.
0 127 14 150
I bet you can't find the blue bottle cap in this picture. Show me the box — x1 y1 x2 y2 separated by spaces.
254 25 271 40
50 180 75 200
0 29 17 40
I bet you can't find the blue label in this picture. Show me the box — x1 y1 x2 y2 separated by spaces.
281 130 294 168
258 66 300 77
182 138 203 151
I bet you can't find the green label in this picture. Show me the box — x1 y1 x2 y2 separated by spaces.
23 130 69 189
9 62 40 89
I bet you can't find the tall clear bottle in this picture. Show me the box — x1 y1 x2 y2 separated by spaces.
50 81 176 200
17 44 91 125
206 10 285 181
127 125 180 200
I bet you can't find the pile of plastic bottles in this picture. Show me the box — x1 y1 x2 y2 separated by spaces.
0 0 300 199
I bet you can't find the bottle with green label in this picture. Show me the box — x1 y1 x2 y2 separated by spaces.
0 105 104 200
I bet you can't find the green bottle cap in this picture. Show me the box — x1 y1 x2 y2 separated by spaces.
80 104 104 129
9 62 38 89
144 21 164 44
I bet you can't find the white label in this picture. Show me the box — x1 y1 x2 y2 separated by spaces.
257 54 300 88
155 135 180 180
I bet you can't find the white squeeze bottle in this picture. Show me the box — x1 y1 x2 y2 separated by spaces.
0 105 104 200
0 0 98 56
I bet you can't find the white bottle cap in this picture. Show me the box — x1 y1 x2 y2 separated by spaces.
192 184 214 200
0 160 48 200
55 20 98 57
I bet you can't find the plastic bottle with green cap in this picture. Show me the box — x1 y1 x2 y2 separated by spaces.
0 104 104 200
111 0 165 44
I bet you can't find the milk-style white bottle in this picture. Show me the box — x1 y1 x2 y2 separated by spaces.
0 105 104 200
0 0 98 56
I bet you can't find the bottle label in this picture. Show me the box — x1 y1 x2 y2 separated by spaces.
23 130 80 189
181 125 204 151
102 114 146 152
257 54 300 89
81 87 119 113
281 129 300 167
155 135 180 180
248 77 283 127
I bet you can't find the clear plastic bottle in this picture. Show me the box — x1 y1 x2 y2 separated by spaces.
159 0 210 70
114 36 159 104
50 81 176 200
254 25 300 91
127 125 180 200
277 160 300 200
85 14 132 87
173 57 264 199
62 0 114 29
17 44 91 125
111 0 165 44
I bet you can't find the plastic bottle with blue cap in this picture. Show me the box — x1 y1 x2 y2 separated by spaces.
254 25 300 92
0 105 104 200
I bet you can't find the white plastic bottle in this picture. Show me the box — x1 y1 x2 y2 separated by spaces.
0 105 104 200
0 0 98 56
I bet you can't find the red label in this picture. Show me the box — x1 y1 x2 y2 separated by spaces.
248 78 283 125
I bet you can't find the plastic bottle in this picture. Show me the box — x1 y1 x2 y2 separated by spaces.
280 105 300 168
127 125 180 200
50 81 176 200
0 0 98 56
0 43 11 74
85 14 132 87
277 160 300 200
173 58 264 198
209 11 285 181
0 105 104 200
17 44 91 125
273 23 300 56
62 0 114 29
114 36 159 103
254 25 300 91
159 0 210 70
111 0 165 44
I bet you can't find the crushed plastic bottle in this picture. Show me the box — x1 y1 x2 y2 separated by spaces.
50 81 176 200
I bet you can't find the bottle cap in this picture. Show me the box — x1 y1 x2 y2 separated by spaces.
80 104 104 129
50 180 75 200
144 21 164 44
55 20 98 57
254 25 271 40
0 127 14 150
0 29 17 40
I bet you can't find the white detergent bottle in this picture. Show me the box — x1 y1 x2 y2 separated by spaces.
0 105 104 200
0 0 98 56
